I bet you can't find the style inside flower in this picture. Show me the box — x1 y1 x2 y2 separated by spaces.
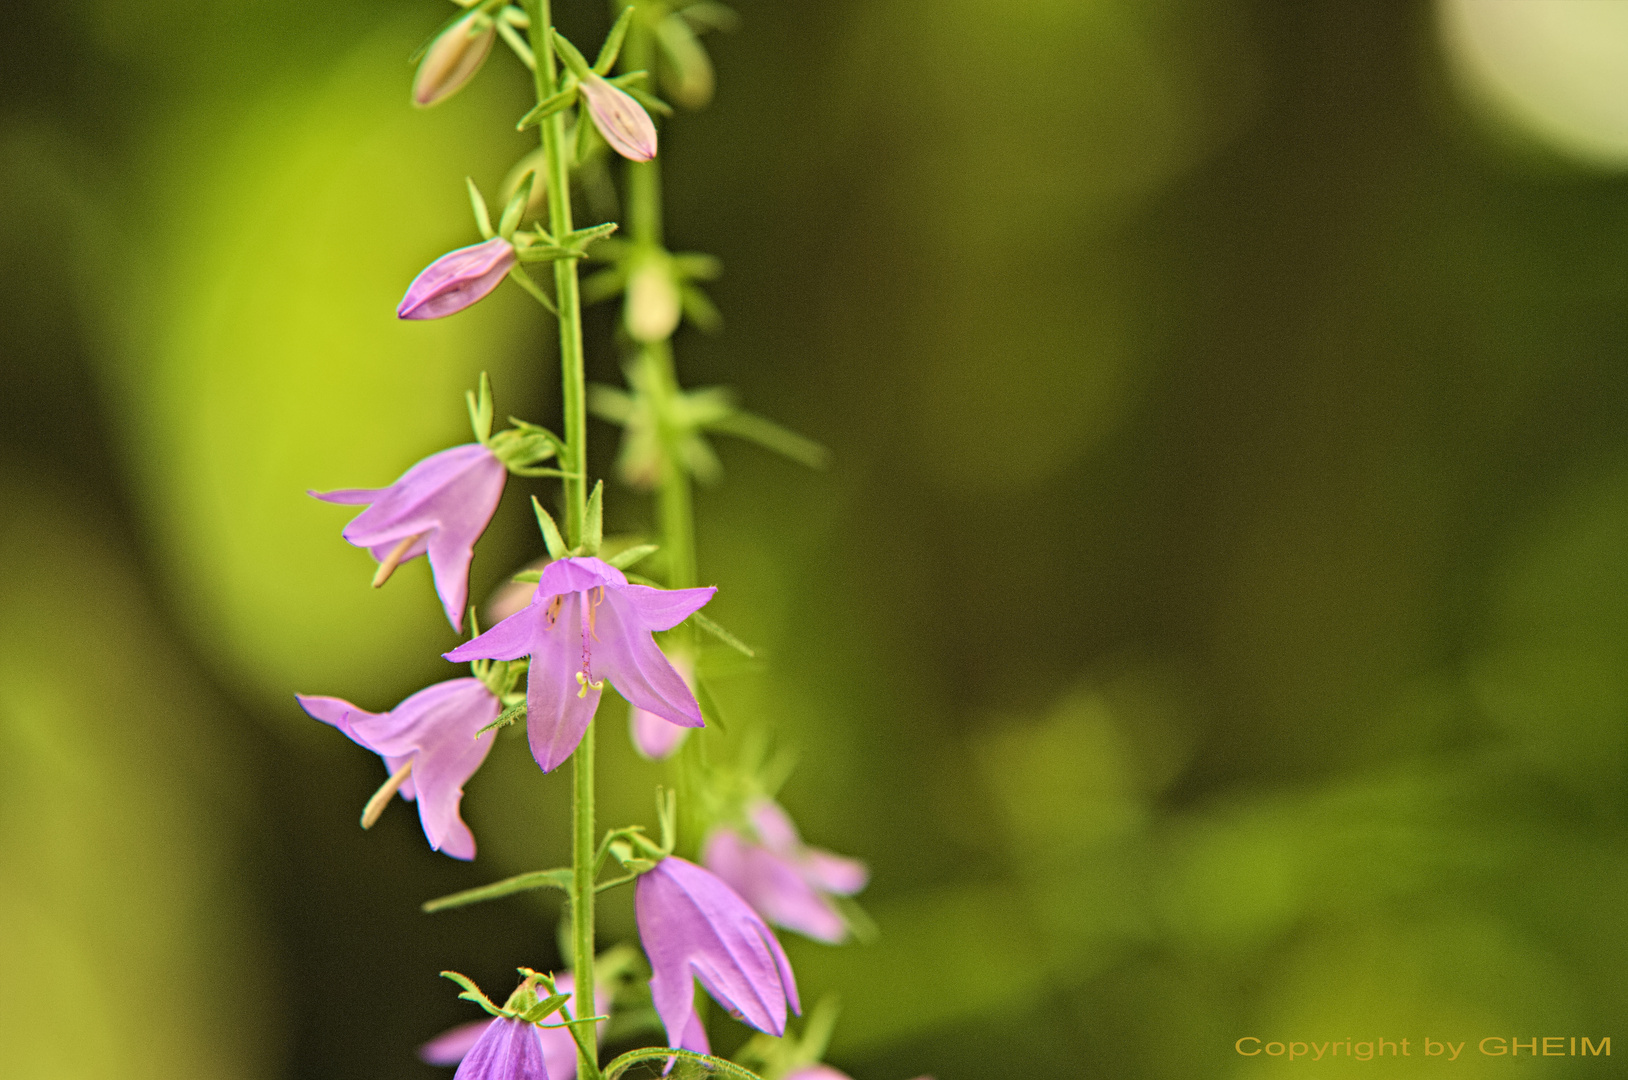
446 1016 551 1080
445 557 714 772
414 9 497 108
421 974 608 1079
399 236 517 320
630 652 693 761
635 856 800 1055
296 677 500 860
579 74 658 162
702 798 868 944
311 442 506 632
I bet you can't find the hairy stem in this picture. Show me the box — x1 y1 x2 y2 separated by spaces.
527 1 596 1076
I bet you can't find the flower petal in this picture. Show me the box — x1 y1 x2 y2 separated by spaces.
580 74 658 162
400 237 517 320
703 830 847 944
420 1019 493 1066
445 603 537 664
801 849 868 897
630 704 689 760
400 679 500 859
613 584 716 632
592 594 704 728
452 1016 551 1080
524 595 602 772
538 556 625 597
309 486 384 505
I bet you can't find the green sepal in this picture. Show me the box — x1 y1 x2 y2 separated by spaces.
517 84 579 131
440 971 505 1016
507 265 558 314
500 5 530 28
655 786 677 854
678 2 740 34
573 109 604 166
606 543 658 570
583 480 604 555
498 171 535 238
466 371 495 444
532 497 568 558
490 419 563 470
692 667 729 733
520 992 571 1023
622 82 674 117
690 610 755 657
467 178 494 239
594 6 635 75
550 28 595 81
586 383 634 423
476 701 526 736
680 283 722 331
423 868 575 913
705 409 829 469
607 69 649 88
512 569 543 583
672 252 722 280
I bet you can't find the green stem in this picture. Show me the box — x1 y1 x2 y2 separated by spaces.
527 2 596 1077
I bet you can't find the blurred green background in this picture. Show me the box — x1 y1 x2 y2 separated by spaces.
5 0 1628 1077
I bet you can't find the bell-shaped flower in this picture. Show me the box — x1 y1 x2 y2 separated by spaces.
311 442 506 632
702 798 868 944
635 856 800 1055
445 557 714 772
445 1016 551 1080
399 236 517 320
580 74 658 162
630 652 693 761
296 677 500 860
420 974 607 1078
414 9 496 107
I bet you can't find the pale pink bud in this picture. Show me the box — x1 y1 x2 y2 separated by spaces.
625 260 682 342
413 12 497 108
397 236 515 320
580 74 658 162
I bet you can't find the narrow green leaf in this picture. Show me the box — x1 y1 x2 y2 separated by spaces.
496 18 536 69
672 252 722 280
533 496 568 558
506 266 558 315
680 283 722 331
679 2 740 34
705 410 829 469
583 480 604 555
690 611 755 657
607 69 650 88
512 569 543 583
580 267 627 306
586 383 634 423
476 701 525 736
517 85 578 130
566 221 620 247
692 669 729 733
594 6 635 74
467 177 494 239
623 83 674 116
606 543 658 569
423 869 575 913
520 992 571 1023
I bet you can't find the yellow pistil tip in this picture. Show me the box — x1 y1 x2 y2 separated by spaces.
360 759 414 829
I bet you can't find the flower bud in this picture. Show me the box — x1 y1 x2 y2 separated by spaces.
579 74 658 162
625 258 682 342
413 11 497 108
398 236 516 320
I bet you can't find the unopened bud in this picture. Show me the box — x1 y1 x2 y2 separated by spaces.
398 236 516 320
625 259 681 342
579 74 658 162
414 12 496 108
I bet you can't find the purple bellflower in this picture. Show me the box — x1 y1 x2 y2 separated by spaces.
311 442 506 632
420 974 608 1079
630 652 693 761
445 557 714 772
399 235 517 320
635 856 800 1055
580 74 658 162
446 1016 550 1080
702 798 868 944
296 677 500 860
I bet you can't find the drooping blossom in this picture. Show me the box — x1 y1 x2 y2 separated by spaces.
579 74 658 162
420 974 608 1079
445 1016 551 1080
635 856 800 1055
445 557 714 772
399 236 517 320
414 9 496 107
296 677 500 859
630 652 693 761
312 442 506 632
702 798 868 944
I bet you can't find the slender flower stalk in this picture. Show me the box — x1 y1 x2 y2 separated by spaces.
524 2 596 1071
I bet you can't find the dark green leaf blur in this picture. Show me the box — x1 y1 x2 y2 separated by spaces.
4 1 1628 1077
